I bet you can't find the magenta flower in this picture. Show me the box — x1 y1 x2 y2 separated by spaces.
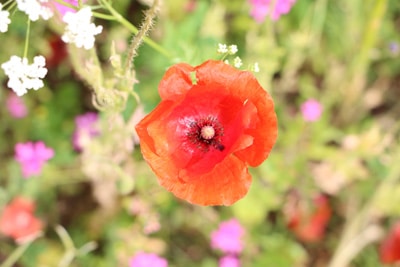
219 255 241 267
72 112 99 151
249 0 296 22
129 252 168 267
52 0 85 17
211 219 245 254
6 93 28 118
15 141 54 178
301 99 323 122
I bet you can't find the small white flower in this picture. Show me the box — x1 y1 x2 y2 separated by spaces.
217 43 228 54
224 59 229 65
1 55 48 96
0 4 11 33
16 0 53 21
253 62 260 73
228 45 238 55
62 7 103 50
233 57 242 68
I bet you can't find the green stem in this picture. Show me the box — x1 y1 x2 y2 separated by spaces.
3 0 15 8
23 18 30 59
92 11 116 21
349 0 387 76
100 0 172 59
310 0 328 46
0 235 41 267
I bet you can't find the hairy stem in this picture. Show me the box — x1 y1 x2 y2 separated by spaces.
100 0 171 59
125 0 160 70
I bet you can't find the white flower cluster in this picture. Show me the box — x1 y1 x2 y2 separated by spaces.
217 43 238 55
1 55 48 96
16 0 53 21
0 4 11 33
62 7 103 50
233 57 242 68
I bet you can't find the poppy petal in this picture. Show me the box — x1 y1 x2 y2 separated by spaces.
166 154 252 206
158 63 194 100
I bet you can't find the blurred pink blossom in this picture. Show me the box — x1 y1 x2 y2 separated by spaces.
52 0 85 17
249 0 296 22
301 99 323 122
211 219 245 254
6 93 28 118
129 252 168 267
15 141 54 178
219 255 241 267
72 112 99 151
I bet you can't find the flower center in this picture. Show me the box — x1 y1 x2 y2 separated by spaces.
200 125 215 140
187 116 224 152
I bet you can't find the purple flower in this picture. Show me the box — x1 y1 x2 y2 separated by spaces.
301 99 323 122
249 0 296 22
72 112 99 151
389 42 399 55
15 141 54 178
219 255 241 267
129 252 168 267
6 93 27 118
211 219 245 254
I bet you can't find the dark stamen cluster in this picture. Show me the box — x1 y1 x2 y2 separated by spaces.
186 116 225 152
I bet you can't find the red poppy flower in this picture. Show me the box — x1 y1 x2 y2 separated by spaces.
379 222 400 264
135 60 278 206
285 194 332 242
0 197 43 242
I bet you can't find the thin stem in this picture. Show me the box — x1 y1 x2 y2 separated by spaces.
3 0 15 8
0 234 41 267
55 225 75 251
92 11 116 21
23 18 30 59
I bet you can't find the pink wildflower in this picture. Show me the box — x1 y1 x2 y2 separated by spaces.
301 99 323 122
15 141 54 178
6 93 28 118
129 252 168 267
72 112 99 151
219 255 241 267
52 0 84 17
211 219 245 254
249 0 296 22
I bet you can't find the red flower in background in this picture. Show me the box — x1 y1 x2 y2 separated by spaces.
285 193 332 242
0 197 43 242
379 222 400 264
135 60 277 206
46 35 68 68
